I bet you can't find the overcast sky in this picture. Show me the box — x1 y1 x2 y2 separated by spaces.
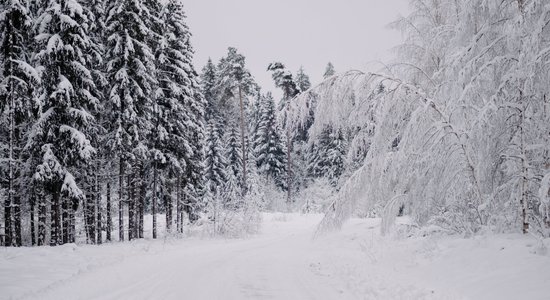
182 0 410 96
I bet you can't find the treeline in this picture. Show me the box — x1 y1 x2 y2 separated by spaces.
200 52 312 223
0 0 205 247
199 52 344 226
0 0 331 246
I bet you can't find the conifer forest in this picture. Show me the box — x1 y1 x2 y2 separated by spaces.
1 1 550 299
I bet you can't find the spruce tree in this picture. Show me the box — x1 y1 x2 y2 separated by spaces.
222 167 241 209
30 0 99 246
307 127 346 186
253 93 287 189
0 0 39 247
204 120 227 194
105 0 156 241
81 0 107 245
201 58 218 120
225 120 243 180
154 0 205 233
80 0 112 243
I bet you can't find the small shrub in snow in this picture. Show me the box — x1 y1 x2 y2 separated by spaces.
201 175 264 238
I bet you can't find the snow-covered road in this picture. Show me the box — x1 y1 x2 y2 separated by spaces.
34 215 345 300
2 213 550 300
3 214 352 300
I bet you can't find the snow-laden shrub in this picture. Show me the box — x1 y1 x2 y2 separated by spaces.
201 174 264 238
295 178 336 214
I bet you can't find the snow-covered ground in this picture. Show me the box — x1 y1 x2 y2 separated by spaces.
1 213 549 300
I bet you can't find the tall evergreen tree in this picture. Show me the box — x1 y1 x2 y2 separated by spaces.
154 0 205 234
253 93 287 189
216 47 256 193
105 0 156 241
0 0 39 247
29 0 99 246
135 0 162 240
225 120 243 180
268 62 299 205
81 0 108 245
204 120 227 194
295 66 311 93
201 58 218 120
307 127 346 186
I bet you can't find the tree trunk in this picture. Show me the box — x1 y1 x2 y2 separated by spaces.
285 89 294 208
63 197 69 244
176 177 182 233
519 94 529 234
38 192 46 246
6 57 14 247
153 161 158 239
13 196 21 246
60 195 67 245
133 174 139 239
51 188 62 246
4 196 12 247
86 191 95 244
238 85 248 195
31 195 36 246
128 173 134 241
286 118 292 208
51 193 58 246
139 166 146 239
118 159 124 241
70 198 76 243
106 180 112 242
96 168 102 245
84 198 89 243
165 182 172 233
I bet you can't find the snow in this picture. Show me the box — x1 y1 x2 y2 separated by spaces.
61 172 84 200
59 125 96 160
1 214 549 300
46 34 63 54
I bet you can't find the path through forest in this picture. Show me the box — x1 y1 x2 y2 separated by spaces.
2 213 549 300
31 214 347 300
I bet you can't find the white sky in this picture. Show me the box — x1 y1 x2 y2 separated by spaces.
182 0 410 96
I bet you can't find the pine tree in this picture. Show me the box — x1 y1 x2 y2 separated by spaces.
29 0 99 246
0 0 39 247
105 0 156 241
216 48 256 193
295 66 311 93
323 62 335 79
253 93 287 189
